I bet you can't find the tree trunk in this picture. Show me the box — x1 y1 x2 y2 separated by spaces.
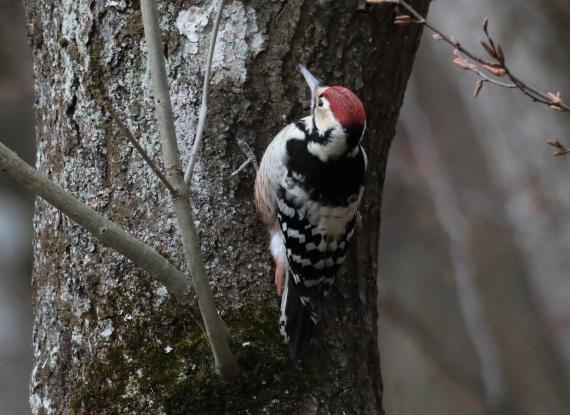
24 0 427 413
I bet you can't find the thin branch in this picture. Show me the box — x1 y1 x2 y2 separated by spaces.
101 100 177 195
0 140 194 305
184 0 226 186
229 158 253 178
452 51 516 90
367 0 569 155
140 0 239 378
367 0 570 112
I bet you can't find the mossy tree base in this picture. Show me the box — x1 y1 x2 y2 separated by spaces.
70 303 325 414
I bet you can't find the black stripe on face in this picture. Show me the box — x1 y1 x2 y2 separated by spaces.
296 118 364 153
296 119 333 146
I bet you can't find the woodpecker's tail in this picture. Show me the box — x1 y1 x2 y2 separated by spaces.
279 273 321 367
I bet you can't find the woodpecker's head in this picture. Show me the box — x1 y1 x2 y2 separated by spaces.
299 64 366 161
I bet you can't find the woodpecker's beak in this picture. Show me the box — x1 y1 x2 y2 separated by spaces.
298 64 323 110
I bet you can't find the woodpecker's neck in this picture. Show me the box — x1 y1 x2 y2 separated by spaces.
300 116 364 162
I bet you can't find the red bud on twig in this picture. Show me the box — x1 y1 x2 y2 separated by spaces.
453 57 473 70
483 64 506 77
482 17 489 34
548 91 562 104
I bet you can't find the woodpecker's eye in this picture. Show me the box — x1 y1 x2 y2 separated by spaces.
318 98 324 108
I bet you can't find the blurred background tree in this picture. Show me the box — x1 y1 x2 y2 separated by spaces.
0 0 569 413
380 1 570 414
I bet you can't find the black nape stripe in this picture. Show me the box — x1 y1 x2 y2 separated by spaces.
345 124 364 151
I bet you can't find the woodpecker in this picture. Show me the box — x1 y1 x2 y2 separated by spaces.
254 65 367 366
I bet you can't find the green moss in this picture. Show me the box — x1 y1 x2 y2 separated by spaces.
58 37 69 48
70 303 323 414
164 305 324 414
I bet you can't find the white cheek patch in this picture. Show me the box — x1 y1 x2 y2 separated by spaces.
315 108 337 132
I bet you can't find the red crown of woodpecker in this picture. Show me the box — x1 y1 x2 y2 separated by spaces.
322 86 366 128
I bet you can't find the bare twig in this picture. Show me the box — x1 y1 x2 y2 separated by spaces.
101 101 177 194
140 0 239 379
367 0 570 112
184 0 226 186
0 140 194 305
452 51 516 91
367 0 569 154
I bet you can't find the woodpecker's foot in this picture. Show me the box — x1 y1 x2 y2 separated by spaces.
274 258 285 297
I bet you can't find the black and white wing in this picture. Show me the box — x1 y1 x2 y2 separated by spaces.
278 135 366 366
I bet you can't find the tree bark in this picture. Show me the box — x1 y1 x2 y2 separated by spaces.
24 0 427 413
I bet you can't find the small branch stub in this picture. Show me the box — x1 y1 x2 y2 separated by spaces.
184 0 226 186
101 99 177 194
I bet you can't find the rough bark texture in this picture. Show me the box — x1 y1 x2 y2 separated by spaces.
24 0 427 413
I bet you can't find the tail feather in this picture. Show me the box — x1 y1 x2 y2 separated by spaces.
280 273 321 367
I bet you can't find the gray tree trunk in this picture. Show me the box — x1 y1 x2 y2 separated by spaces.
24 0 427 413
